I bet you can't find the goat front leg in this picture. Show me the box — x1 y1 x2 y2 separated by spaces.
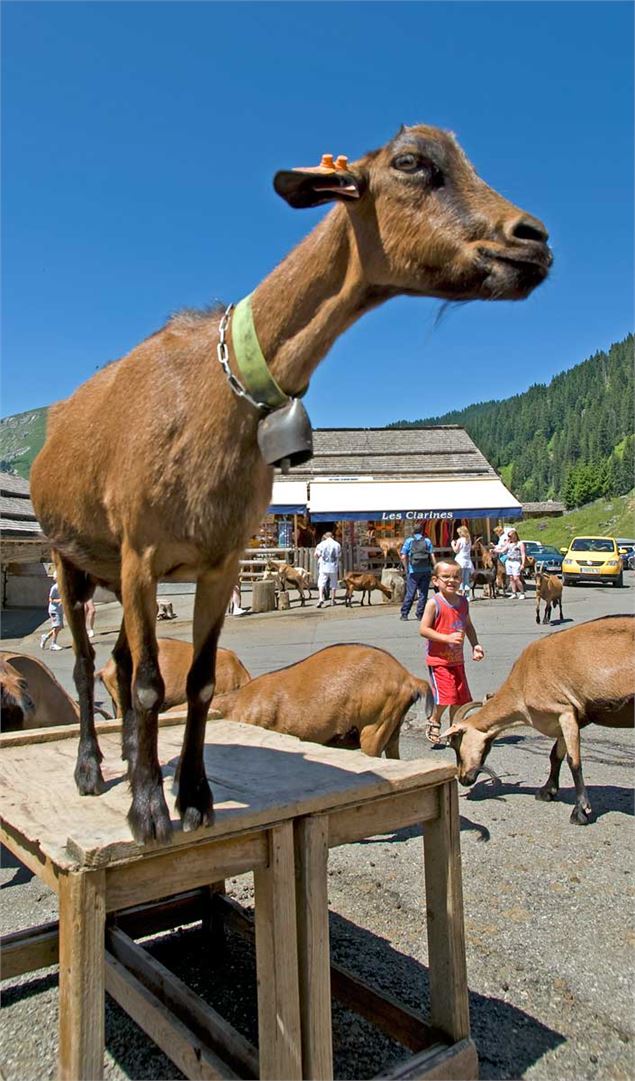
543 601 552 625
121 547 170 844
535 736 565 801
54 554 104 795
559 711 593 824
176 572 229 831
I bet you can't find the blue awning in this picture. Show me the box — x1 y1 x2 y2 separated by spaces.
308 478 522 522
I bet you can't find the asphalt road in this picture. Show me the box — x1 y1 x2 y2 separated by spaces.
1 574 634 1080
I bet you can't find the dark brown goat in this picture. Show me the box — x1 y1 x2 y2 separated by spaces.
212 644 433 758
343 572 392 607
443 615 633 824
30 125 551 842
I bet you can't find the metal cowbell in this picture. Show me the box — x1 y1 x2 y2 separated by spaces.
257 398 314 472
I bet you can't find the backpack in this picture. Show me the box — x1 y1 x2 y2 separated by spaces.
410 536 431 571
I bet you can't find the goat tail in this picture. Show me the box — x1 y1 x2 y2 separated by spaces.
413 677 435 720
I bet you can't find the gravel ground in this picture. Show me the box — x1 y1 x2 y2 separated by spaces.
1 575 634 1079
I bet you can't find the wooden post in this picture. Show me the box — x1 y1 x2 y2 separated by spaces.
251 579 276 613
254 822 302 1080
422 783 471 1043
58 869 106 1080
278 590 290 610
294 815 333 1081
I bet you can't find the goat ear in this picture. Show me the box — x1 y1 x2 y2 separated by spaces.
444 722 467 740
274 165 364 209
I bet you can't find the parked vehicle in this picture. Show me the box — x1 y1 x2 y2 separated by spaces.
616 539 635 571
561 536 623 587
523 542 564 577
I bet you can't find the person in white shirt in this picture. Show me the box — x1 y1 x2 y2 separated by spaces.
315 531 342 607
451 526 474 596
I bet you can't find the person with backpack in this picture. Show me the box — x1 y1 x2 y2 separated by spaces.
399 521 436 621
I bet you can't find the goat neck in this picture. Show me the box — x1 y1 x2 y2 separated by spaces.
248 207 372 397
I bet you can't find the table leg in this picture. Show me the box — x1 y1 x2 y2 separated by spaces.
295 815 332 1080
423 782 471 1042
254 822 302 1080
58 869 106 1080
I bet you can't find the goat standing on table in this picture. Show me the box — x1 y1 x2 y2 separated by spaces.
30 124 551 843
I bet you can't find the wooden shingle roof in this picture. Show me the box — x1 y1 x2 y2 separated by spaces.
0 471 44 539
288 426 496 480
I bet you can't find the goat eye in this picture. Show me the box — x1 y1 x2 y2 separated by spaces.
392 153 421 173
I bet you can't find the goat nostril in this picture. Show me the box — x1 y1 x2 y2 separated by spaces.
509 216 549 245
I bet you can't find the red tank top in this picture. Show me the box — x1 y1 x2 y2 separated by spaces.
427 594 469 667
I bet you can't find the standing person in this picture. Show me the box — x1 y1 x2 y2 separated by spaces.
229 583 246 616
451 525 473 597
400 521 436 621
419 559 485 743
84 598 96 639
40 572 64 651
315 531 341 608
500 528 527 599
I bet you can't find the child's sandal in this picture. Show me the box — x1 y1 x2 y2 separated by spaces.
425 722 442 745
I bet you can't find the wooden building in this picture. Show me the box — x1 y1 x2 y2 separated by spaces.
0 471 51 607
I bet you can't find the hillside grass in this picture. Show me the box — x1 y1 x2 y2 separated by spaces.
516 491 635 547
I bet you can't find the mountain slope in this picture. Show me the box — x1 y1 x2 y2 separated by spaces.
389 334 634 507
0 407 48 480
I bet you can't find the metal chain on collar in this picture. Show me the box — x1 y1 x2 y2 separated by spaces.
216 303 267 413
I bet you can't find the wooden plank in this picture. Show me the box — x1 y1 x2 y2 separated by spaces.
380 1037 478 1080
422 783 471 1044
58 869 106 1081
327 788 439 848
105 951 238 1081
113 889 206 939
0 921 58 980
105 832 267 912
1 719 454 870
294 815 332 1080
0 822 61 893
107 928 258 1079
329 965 440 1052
254 822 302 1081
0 712 187 749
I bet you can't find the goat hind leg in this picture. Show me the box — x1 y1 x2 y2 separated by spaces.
535 736 565 801
53 553 104 795
121 547 170 844
177 573 228 831
559 711 593 824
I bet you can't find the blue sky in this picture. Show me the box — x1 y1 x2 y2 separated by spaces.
2 1 633 426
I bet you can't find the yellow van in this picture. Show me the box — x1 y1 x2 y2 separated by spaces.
561 536 623 588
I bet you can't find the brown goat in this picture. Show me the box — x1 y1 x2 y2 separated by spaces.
443 615 634 824
535 571 564 625
264 560 312 605
0 651 81 730
343 572 392 607
212 644 433 758
29 125 550 842
98 639 251 717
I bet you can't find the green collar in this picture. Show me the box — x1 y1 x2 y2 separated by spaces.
231 294 290 411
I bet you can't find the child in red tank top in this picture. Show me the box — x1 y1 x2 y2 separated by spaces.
419 559 484 743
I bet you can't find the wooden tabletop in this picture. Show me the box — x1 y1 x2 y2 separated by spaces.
0 719 455 871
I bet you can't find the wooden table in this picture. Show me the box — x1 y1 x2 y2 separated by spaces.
0 717 476 1080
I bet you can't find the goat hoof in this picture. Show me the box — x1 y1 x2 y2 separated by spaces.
535 786 557 802
128 784 172 845
570 805 592 825
176 775 214 832
74 757 105 796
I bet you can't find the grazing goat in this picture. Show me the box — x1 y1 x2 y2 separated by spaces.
443 615 634 824
264 560 312 605
342 572 392 607
29 125 551 842
535 571 564 625
0 651 81 730
212 644 433 758
98 639 251 717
